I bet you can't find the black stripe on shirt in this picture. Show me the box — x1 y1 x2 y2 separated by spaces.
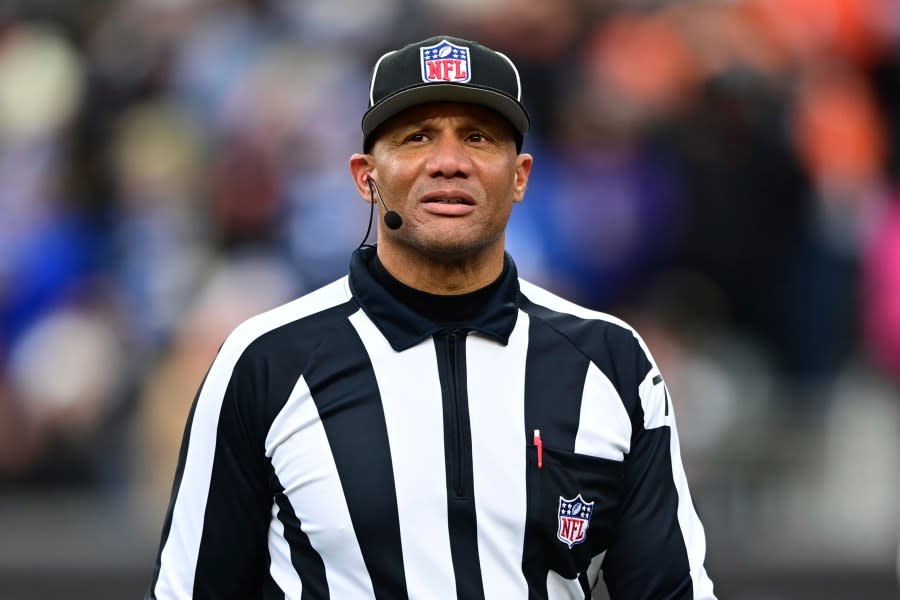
520 294 694 598
520 294 651 424
193 367 274 599
601 426 693 599
304 317 409 599
434 331 485 600
521 315 592 599
191 304 358 599
522 316 591 452
272 477 329 599
653 375 670 416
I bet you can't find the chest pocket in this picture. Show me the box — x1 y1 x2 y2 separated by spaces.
526 444 624 578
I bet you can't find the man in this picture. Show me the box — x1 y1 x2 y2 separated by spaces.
147 36 716 599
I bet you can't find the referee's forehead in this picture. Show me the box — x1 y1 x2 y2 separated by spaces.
367 102 519 152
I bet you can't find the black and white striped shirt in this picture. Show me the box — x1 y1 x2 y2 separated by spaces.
148 246 715 599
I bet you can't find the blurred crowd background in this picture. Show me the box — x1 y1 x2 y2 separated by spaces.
1 0 899 598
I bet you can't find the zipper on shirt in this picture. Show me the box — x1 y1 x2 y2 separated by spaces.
437 329 469 498
448 329 465 497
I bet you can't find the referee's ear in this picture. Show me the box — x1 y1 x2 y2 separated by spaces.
513 152 533 204
349 153 376 204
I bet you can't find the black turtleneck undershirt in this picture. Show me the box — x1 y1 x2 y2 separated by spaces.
367 254 507 326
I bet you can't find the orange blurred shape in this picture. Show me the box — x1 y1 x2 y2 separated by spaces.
586 13 701 111
792 67 886 186
747 0 888 65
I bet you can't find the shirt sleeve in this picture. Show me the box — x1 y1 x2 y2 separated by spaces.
146 339 272 600
601 342 716 600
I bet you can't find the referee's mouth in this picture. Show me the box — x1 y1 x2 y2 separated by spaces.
420 191 477 217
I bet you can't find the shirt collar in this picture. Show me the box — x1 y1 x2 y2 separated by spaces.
348 245 521 351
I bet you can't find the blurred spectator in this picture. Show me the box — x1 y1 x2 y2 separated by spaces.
783 62 890 381
0 21 89 355
0 296 129 488
132 254 294 525
108 100 209 351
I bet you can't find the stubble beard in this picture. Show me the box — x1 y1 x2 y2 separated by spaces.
389 218 506 264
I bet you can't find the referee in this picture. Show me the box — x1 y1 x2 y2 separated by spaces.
147 35 716 600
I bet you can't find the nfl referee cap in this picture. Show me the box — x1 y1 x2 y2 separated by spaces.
362 36 530 151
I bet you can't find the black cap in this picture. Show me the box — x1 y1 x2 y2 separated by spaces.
362 36 530 152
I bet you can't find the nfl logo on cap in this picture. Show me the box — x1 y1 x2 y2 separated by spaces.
420 39 471 84
557 494 594 549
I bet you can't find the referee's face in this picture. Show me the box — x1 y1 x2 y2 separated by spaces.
354 102 532 263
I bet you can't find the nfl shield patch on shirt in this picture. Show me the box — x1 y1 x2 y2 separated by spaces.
420 39 471 83
557 494 594 548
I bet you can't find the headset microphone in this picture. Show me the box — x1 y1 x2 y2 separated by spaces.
383 207 403 230
365 174 403 230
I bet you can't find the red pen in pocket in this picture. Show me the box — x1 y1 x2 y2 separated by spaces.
533 429 543 469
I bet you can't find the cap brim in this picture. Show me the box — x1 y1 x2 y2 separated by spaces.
362 83 530 140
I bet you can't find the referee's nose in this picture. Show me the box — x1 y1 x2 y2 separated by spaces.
424 122 474 180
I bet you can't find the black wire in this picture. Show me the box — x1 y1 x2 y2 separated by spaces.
357 177 377 249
